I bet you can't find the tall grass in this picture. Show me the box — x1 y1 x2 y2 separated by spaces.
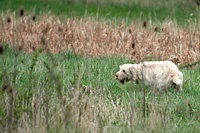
0 2 200 132
0 11 199 64
0 44 200 132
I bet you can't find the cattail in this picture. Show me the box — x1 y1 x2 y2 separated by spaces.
7 17 11 23
18 46 23 51
58 27 63 32
0 45 3 54
41 36 47 45
128 29 132 34
2 84 12 93
31 46 36 51
132 42 135 48
154 27 158 32
132 51 136 55
3 84 8 91
19 8 24 16
32 15 36 21
194 0 200 6
143 21 147 28
9 88 13 93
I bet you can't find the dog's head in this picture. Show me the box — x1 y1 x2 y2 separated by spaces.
115 64 139 84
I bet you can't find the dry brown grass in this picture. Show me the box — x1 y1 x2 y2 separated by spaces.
1 12 200 132
0 12 200 64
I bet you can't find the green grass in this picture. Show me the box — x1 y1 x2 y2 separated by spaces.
0 0 199 24
0 0 200 132
0 45 199 132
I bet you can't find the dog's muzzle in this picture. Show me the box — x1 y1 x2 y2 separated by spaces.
135 79 139 84
115 73 129 84
120 78 129 84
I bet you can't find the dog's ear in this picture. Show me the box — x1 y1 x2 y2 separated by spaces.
129 65 140 81
129 64 137 72
128 65 135 77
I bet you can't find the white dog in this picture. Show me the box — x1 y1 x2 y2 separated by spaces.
115 61 183 92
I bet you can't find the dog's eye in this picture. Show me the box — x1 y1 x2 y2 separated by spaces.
123 70 126 73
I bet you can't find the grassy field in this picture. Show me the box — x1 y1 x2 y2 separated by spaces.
0 0 199 24
0 0 200 133
0 44 200 132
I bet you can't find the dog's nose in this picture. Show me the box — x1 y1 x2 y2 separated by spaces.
115 73 118 78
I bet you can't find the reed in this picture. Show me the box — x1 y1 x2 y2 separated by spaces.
0 12 200 65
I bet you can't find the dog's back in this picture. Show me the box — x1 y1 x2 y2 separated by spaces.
138 61 183 91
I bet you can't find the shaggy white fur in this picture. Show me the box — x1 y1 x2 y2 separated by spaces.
115 61 183 92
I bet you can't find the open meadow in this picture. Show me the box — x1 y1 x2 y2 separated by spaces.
0 0 200 132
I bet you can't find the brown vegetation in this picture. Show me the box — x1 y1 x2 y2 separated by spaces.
0 13 200 64
0 12 200 132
